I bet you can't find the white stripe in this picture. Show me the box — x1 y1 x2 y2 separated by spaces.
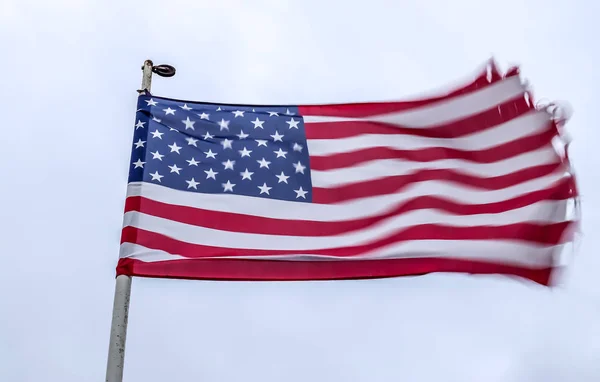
356 240 561 267
307 110 550 156
310 146 560 188
120 241 561 268
126 172 568 222
302 76 526 127
122 200 568 251
119 243 186 261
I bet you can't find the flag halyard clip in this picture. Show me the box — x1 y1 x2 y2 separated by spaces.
152 64 176 78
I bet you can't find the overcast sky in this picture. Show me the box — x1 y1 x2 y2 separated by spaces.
1 1 599 381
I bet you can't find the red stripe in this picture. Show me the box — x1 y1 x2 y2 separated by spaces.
304 96 532 140
297 66 513 118
312 163 563 204
309 124 558 171
124 178 574 237
116 256 554 286
120 221 573 259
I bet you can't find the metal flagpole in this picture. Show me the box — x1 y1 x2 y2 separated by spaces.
106 274 132 382
105 59 175 382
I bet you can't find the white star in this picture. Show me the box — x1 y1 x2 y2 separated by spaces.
286 118 300 129
186 157 200 166
151 151 164 161
221 139 233 149
150 171 164 182
274 148 288 158
293 161 306 174
252 109 256 112
169 127 179 133
182 117 195 130
293 143 303 152
251 117 265 129
134 138 146 149
294 186 308 199
270 130 284 142
222 180 235 192
257 158 271 169
276 171 289 184
222 159 235 170
258 183 272 195
204 149 217 159
202 131 214 140
186 178 200 189
204 168 218 179
135 120 146 129
198 112 210 120
163 107 176 115
255 139 268 147
168 164 182 174
218 119 230 131
145 99 158 106
268 111 279 116
180 103 192 111
132 159 146 168
151 129 164 139
240 168 254 180
232 110 245 118
237 130 249 139
216 107 222 111
286 108 294 115
152 116 162 123
168 142 182 154
186 137 198 147
239 147 252 157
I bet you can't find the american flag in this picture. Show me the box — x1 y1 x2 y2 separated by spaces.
117 62 577 285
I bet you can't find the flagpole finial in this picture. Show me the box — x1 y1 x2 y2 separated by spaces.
139 59 176 93
142 59 154 69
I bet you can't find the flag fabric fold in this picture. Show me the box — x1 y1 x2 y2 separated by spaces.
117 62 577 285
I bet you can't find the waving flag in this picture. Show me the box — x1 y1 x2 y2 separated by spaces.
117 63 576 285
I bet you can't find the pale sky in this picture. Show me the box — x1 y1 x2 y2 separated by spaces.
1 1 599 381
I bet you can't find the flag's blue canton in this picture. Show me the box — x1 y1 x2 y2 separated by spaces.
128 95 313 203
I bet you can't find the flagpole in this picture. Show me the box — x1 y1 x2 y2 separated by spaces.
105 59 175 382
106 274 132 382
